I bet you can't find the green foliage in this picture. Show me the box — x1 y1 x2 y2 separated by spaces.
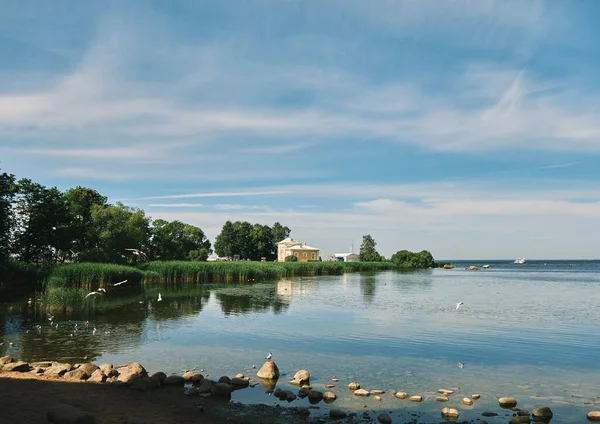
0 260 51 284
0 170 17 263
284 255 298 262
214 221 289 261
46 262 145 291
359 234 383 262
390 249 435 269
63 186 107 257
150 219 211 261
271 222 291 244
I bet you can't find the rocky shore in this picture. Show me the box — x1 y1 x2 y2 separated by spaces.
0 355 596 424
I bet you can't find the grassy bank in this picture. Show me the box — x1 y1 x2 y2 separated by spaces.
140 260 398 283
46 262 148 291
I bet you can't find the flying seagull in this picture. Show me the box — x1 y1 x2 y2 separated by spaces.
125 248 148 261
85 291 104 298
456 302 464 310
157 293 162 302
112 280 127 287
265 352 273 360
97 288 106 293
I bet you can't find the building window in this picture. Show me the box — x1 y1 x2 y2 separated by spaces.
303 252 307 258
294 252 298 257
311 252 316 260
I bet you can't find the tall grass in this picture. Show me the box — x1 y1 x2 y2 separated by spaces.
46 262 146 291
142 260 398 283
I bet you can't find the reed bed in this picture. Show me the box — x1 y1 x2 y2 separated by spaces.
46 262 146 291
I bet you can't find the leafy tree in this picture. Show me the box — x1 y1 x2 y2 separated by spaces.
214 221 236 258
0 170 17 263
284 255 297 262
88 202 150 263
12 179 71 263
359 234 382 262
391 249 434 269
63 186 107 258
215 221 289 261
272 222 291 243
150 219 211 261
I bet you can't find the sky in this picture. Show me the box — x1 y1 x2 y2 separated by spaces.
1 0 600 260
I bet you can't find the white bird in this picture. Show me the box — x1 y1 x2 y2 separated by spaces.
125 248 148 261
456 302 464 310
157 293 162 302
112 280 127 287
92 328 97 335
47 314 54 321
8 341 14 347
97 288 106 293
85 291 103 298
265 352 273 360
458 362 465 369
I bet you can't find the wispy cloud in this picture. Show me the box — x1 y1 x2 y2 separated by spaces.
147 203 205 208
540 162 581 169
142 190 290 200
214 204 270 211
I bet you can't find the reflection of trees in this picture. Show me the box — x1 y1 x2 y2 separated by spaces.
146 285 211 321
215 283 290 316
359 274 377 304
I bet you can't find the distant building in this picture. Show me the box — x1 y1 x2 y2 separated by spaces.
330 253 360 262
276 237 320 262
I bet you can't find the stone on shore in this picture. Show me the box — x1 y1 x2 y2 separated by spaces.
293 406 310 417
348 382 360 391
377 413 392 424
308 390 324 403
532 407 553 421
163 375 185 387
499 397 518 408
395 392 408 399
471 393 481 399
184 387 200 396
436 396 449 402
116 362 147 384
211 383 233 397
509 417 530 424
218 376 231 384
45 363 73 377
354 389 370 396
441 407 459 420
150 371 167 385
130 376 160 391
437 389 453 395
0 356 15 366
329 409 347 419
462 397 474 406
588 411 600 422
256 361 279 379
63 368 89 381
292 369 310 385
323 391 337 403
47 403 95 424
231 377 249 387
370 389 385 395
183 371 203 383
409 395 423 402
31 361 52 368
99 364 115 377
87 369 107 383
78 363 99 376
2 361 31 373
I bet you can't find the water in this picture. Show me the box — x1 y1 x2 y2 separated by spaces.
2 260 600 423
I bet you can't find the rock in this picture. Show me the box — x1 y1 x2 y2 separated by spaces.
471 393 481 399
409 395 423 402
294 406 310 416
45 363 73 377
211 383 233 397
323 391 337 402
373 395 382 401
31 361 52 368
332 377 339 382
298 387 311 398
308 390 323 402
377 413 392 424
438 389 453 395
87 370 107 383
78 363 99 376
47 403 95 424
163 375 185 387
256 361 279 379
218 375 231 384
231 377 249 387
257 377 277 392
2 361 31 372
0 356 14 366
199 392 211 398
436 396 449 402
63 368 89 381
509 417 530 424
99 364 114 377
235 373 244 378
130 376 159 391
462 397 474 406
354 389 370 396
395 392 408 399
588 411 600 422
274 390 296 402
329 409 347 419
469 265 479 270
293 369 311 385
499 397 518 408
441 408 459 420
348 382 360 391
116 362 147 384
532 407 553 420
183 371 201 382
325 384 335 388
370 389 385 395
517 410 530 416
184 387 200 396
482 412 498 417
150 371 167 384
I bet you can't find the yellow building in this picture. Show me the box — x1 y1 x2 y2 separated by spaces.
276 237 320 262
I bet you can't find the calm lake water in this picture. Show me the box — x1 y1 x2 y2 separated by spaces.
1 260 600 423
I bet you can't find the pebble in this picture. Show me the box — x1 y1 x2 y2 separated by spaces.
377 413 392 424
437 389 453 395
436 395 449 402
441 407 459 420
332 377 339 382
325 384 335 388
499 397 518 408
471 393 481 399
354 389 370 396
395 392 408 399
235 373 244 378
251 365 256 369
370 389 385 395
348 382 360 391
373 396 382 401
409 395 423 402
462 397 474 406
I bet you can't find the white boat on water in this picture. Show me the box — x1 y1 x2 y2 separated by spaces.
514 258 526 264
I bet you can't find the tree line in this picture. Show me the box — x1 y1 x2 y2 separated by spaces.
359 234 435 268
0 169 290 265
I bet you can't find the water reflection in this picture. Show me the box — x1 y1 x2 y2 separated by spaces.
214 283 290 315
359 274 376 303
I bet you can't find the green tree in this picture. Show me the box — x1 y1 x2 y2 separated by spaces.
359 234 382 262
391 249 434 269
271 222 291 243
12 179 71 263
150 219 211 261
63 186 107 258
0 170 17 263
88 202 150 263
284 255 297 262
215 221 288 260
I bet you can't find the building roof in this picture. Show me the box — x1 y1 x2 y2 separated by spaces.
276 237 297 245
333 253 359 257
289 244 320 251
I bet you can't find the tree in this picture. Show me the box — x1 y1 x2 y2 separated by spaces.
271 222 291 244
391 249 434 269
214 221 236 258
0 170 17 263
88 202 151 263
12 179 71 263
284 255 297 262
359 234 382 262
63 186 107 258
150 219 211 261
214 221 289 261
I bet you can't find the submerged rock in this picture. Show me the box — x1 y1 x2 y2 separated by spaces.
499 397 518 408
329 409 347 419
532 407 553 421
377 413 392 424
462 397 474 406
441 407 459 420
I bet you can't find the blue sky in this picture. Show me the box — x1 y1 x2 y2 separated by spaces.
1 0 600 259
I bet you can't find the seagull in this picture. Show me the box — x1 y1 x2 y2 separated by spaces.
97 288 106 293
157 293 162 302
112 280 127 287
47 314 54 321
458 362 465 369
8 341 14 347
92 328 97 335
85 291 104 298
456 302 464 310
265 352 273 360
125 248 148 261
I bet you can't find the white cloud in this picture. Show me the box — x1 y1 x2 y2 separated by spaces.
142 190 290 200
147 203 205 208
